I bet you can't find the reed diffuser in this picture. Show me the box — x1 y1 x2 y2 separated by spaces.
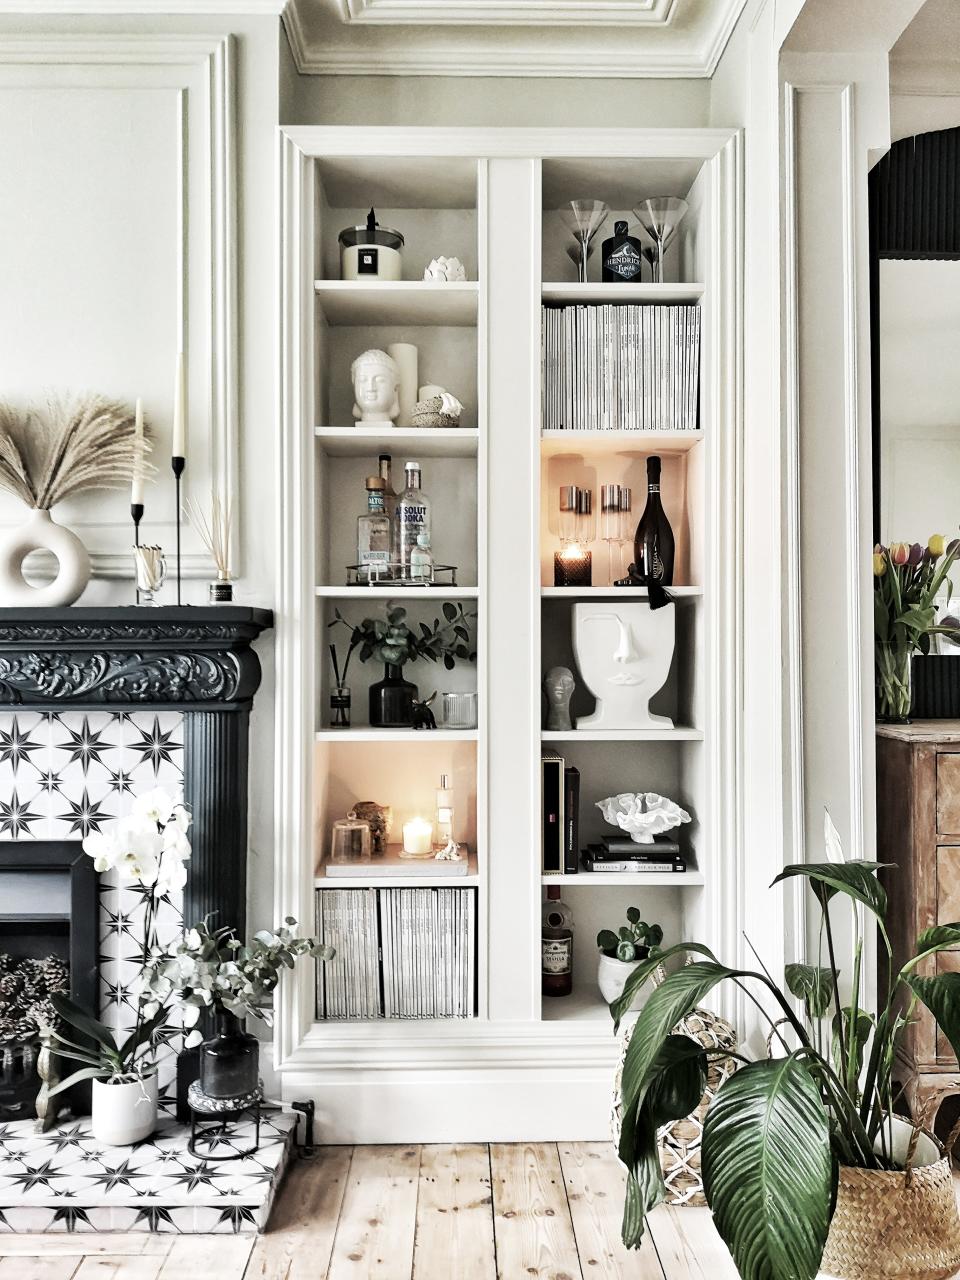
328 642 354 729
185 491 233 602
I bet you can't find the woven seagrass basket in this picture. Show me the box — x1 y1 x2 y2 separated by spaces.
820 1123 960 1280
611 967 738 1206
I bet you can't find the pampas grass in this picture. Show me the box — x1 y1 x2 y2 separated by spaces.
185 491 233 578
0 395 154 509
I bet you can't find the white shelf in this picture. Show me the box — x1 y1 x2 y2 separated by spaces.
316 851 479 889
540 430 702 458
315 585 479 600
541 585 702 599
541 988 614 1024
541 728 703 742
542 870 705 887
541 282 704 305
315 426 479 458
315 728 479 743
314 280 478 326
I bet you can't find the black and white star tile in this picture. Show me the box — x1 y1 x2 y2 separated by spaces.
0 1113 297 1234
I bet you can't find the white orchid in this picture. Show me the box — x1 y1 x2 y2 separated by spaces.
111 817 163 885
133 787 178 827
161 823 192 862
154 850 188 899
82 829 120 874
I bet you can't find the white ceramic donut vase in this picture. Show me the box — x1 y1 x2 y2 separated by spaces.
0 507 91 606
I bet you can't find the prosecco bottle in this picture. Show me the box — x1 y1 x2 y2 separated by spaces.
633 455 675 586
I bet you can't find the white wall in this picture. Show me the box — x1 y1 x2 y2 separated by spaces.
880 259 960 544
0 13 281 941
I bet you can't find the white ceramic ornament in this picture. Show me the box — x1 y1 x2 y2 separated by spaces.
351 349 401 425
572 602 675 730
596 792 692 844
0 507 91 606
423 256 466 282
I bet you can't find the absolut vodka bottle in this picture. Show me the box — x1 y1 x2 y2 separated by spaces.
396 461 432 576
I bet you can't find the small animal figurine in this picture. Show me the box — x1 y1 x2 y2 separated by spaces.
348 801 392 854
411 692 438 730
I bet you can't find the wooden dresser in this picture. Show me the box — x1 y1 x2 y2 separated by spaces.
878 721 960 1128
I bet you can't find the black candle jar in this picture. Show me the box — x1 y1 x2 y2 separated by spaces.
554 548 592 587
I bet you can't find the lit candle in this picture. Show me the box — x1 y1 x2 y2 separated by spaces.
131 398 145 505
402 817 434 856
172 352 186 458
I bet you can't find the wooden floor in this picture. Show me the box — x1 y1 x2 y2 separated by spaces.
0 1142 740 1279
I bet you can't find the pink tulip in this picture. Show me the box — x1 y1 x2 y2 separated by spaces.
890 543 909 566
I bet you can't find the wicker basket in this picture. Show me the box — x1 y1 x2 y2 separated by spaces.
821 1153 960 1280
611 987 738 1206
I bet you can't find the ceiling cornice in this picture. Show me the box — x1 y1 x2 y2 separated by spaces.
283 0 748 77
0 1 285 11
337 0 676 27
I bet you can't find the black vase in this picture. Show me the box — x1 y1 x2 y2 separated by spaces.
199 1009 259 1101
369 663 418 728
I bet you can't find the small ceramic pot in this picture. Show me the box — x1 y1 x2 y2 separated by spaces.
598 950 648 1007
91 1072 158 1146
0 507 90 606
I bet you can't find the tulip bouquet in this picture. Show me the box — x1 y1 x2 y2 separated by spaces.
873 534 960 721
44 788 192 1092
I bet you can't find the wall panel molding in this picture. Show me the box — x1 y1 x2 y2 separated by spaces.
0 34 238 583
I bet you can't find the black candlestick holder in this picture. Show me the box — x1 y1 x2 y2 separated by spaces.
131 503 144 604
171 456 185 605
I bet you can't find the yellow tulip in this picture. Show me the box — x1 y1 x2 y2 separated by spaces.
929 534 946 558
873 552 887 577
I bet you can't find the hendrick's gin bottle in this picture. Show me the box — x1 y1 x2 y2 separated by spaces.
601 220 644 283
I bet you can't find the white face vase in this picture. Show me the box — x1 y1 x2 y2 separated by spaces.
351 349 401 425
572 603 675 731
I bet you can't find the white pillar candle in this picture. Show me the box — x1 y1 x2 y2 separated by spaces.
172 352 186 458
402 817 434 855
131 398 145 505
387 342 418 428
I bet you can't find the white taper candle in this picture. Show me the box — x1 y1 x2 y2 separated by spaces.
131 398 145 505
172 352 186 458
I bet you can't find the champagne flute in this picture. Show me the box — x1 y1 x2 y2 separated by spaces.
616 487 632 581
600 484 621 585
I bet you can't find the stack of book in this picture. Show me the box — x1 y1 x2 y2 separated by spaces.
541 303 701 432
316 887 476 1020
581 835 687 875
541 752 580 875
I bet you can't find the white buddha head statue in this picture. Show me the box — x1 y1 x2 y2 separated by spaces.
572 602 675 731
351 348 401 425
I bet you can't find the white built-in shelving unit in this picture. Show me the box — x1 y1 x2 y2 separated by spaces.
278 126 743 1142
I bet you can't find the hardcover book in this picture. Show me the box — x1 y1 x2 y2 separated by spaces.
563 766 580 875
541 751 565 875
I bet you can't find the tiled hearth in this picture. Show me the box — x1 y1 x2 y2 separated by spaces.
0 1110 298 1234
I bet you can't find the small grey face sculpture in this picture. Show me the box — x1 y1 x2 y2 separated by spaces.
543 665 576 731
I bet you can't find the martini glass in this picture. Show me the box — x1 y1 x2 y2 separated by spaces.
632 197 689 283
557 200 609 283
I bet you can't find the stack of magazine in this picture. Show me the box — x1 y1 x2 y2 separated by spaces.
316 887 476 1020
541 303 701 432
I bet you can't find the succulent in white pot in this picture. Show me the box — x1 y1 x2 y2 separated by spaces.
597 909 663 1008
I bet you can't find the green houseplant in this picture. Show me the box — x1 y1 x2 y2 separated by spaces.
330 602 476 728
597 909 663 1008
873 534 960 722
612 813 960 1280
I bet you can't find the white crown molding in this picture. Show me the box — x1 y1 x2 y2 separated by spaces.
890 58 960 98
283 0 747 77
0 1 284 11
338 0 674 28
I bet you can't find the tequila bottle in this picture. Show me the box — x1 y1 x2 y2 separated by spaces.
357 475 391 582
378 452 398 556
395 461 432 576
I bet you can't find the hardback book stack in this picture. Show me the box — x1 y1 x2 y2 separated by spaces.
541 303 701 432
316 887 476 1020
581 835 687 875
541 751 580 875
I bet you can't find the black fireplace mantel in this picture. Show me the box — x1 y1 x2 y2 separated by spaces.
0 607 274 937
0 607 273 710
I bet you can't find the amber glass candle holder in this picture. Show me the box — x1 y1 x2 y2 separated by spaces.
554 546 592 587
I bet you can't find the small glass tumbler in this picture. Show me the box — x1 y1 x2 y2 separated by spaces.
330 684 351 728
331 817 371 864
133 545 165 605
441 690 478 729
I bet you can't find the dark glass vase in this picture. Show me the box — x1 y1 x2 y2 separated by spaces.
199 1009 259 1101
369 663 418 728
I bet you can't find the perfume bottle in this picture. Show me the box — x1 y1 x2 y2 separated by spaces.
601 220 644 283
396 461 432 576
410 533 434 583
357 475 391 582
435 774 454 843
542 887 573 997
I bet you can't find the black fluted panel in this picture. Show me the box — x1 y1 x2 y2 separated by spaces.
871 127 960 260
912 657 960 719
182 710 250 938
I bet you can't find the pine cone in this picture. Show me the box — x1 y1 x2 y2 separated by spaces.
0 954 14 975
20 981 42 1004
39 956 68 991
0 973 23 999
27 997 58 1032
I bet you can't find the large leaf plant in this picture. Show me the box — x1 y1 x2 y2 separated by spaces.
612 812 960 1280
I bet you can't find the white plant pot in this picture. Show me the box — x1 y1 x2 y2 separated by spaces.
598 951 648 1007
91 1072 158 1146
0 507 91 606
